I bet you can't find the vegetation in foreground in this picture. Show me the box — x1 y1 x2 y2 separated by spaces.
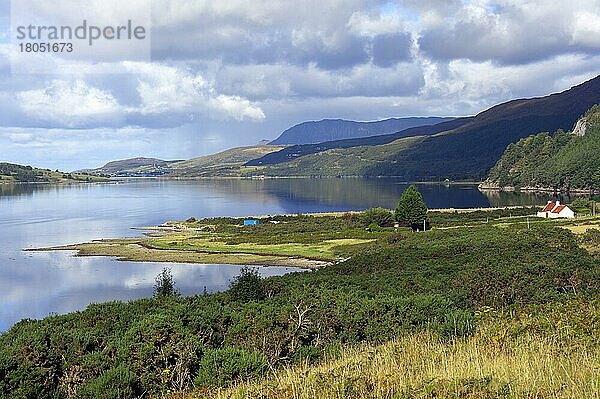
3 201 600 398
0 162 108 184
193 298 600 398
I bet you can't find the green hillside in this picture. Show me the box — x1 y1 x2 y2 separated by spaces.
169 145 286 177
86 157 177 177
0 163 108 184
85 146 286 178
483 105 600 191
250 75 600 180
255 136 425 177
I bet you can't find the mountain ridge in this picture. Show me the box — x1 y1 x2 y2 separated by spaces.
256 75 600 180
270 117 455 145
247 117 472 166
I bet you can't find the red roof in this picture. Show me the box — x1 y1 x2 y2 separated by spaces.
542 202 556 212
552 205 567 214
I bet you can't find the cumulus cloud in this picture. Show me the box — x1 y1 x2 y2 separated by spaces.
571 10 600 47
347 10 407 36
214 62 424 100
417 0 600 65
150 0 408 70
124 62 265 121
17 80 123 128
2 62 266 129
208 95 266 121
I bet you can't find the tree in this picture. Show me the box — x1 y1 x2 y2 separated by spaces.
395 185 428 231
153 268 179 297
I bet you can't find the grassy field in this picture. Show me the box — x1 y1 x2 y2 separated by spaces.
36 239 296 266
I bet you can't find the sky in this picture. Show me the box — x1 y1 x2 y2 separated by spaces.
0 0 599 171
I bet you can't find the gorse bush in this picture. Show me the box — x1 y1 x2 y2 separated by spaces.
228 267 265 302
76 365 138 399
359 208 394 227
580 228 600 245
194 348 267 388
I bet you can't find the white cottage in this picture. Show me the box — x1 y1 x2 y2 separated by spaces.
537 201 575 219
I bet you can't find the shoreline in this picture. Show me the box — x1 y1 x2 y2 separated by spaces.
479 183 597 195
0 179 113 186
26 238 335 270
247 205 540 219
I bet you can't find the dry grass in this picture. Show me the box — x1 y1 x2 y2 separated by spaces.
176 332 600 399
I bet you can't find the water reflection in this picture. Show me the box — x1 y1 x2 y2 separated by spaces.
1 250 300 331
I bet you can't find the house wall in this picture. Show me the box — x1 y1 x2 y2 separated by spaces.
559 208 575 218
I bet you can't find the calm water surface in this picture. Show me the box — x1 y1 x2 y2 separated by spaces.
0 178 552 331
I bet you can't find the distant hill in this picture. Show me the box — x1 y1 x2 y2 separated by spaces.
255 75 600 180
270 117 455 145
0 162 108 183
86 146 286 178
482 105 600 191
85 157 178 177
169 145 286 177
247 118 471 166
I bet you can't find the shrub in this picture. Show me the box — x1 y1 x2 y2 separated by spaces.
368 223 381 232
193 348 266 388
117 313 203 394
359 208 394 227
154 268 179 298
229 268 265 302
437 309 475 339
570 198 594 214
581 228 600 245
385 231 407 244
76 365 139 399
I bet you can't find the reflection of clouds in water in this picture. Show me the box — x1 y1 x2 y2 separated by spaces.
0 248 303 331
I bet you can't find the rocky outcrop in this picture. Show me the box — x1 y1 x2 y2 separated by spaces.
572 116 588 137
